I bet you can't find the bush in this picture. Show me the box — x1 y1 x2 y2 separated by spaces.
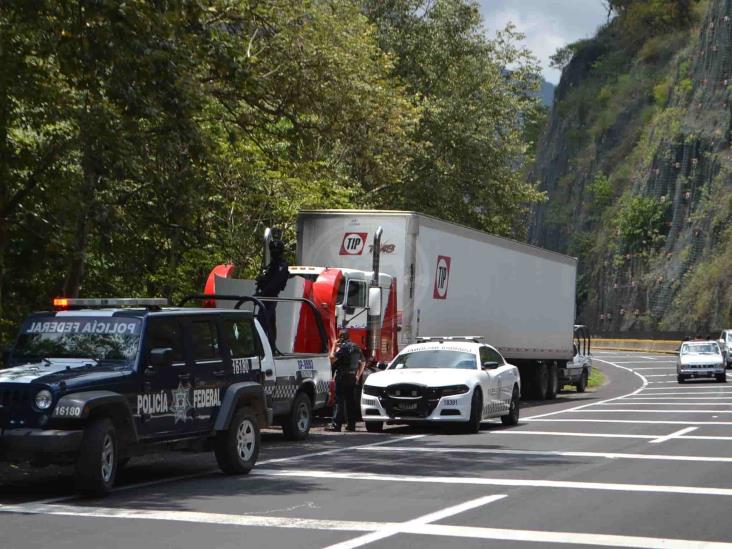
615 195 668 251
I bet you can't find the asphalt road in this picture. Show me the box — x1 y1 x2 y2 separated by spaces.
3 351 732 548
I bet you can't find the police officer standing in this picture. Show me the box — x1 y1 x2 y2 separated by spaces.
327 330 365 432
255 237 289 347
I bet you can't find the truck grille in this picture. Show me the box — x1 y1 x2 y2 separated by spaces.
0 388 32 407
0 385 36 428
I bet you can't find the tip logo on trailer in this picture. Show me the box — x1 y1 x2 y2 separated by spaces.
339 232 368 255
433 255 451 299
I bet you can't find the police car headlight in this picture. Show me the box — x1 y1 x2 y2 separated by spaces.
363 385 381 397
34 389 53 411
438 385 470 397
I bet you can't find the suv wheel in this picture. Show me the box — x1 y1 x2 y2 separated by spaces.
75 418 117 497
281 392 312 441
501 386 520 426
215 407 260 474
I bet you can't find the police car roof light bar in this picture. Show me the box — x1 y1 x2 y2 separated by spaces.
53 298 168 310
416 336 484 342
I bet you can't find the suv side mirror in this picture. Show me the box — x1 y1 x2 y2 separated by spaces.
149 347 174 368
482 361 499 370
377 362 388 370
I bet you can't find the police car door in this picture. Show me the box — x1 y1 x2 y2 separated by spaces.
185 317 227 433
478 346 501 417
138 317 195 438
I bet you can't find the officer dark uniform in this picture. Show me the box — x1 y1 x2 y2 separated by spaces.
255 239 289 347
327 330 364 432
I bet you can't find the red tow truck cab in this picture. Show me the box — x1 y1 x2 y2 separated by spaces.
204 263 398 363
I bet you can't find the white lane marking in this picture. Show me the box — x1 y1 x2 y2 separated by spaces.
601 402 732 406
642 386 732 391
643 374 677 377
621 366 677 369
3 502 730 549
568 409 732 414
20 434 427 507
622 396 732 400
0 502 381 531
649 427 698 444
524 358 648 420
359 445 732 464
647 381 678 384
527 418 732 426
410 523 732 549
255 468 732 497
493 430 657 440
322 494 507 549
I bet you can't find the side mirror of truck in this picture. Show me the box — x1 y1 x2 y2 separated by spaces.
149 347 174 368
368 287 382 316
482 361 499 370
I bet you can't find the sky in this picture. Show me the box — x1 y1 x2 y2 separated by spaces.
479 0 609 84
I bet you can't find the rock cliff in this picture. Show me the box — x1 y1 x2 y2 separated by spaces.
530 0 732 333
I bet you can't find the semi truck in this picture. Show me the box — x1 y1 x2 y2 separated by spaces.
206 209 578 400
295 210 578 400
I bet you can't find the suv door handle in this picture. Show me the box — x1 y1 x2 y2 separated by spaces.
178 373 191 381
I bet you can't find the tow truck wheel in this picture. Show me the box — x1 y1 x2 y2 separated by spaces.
501 386 520 426
215 407 260 475
530 364 549 400
461 390 483 434
281 392 313 441
75 418 117 497
365 421 383 433
576 370 588 393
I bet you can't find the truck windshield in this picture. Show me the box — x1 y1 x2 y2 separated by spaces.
11 317 142 364
681 343 720 355
390 350 477 370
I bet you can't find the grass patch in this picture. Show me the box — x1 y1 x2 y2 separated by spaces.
588 367 606 388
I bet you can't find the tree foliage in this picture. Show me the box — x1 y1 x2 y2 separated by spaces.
0 0 545 343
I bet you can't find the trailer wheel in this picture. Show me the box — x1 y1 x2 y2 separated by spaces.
501 386 520 426
530 363 548 400
546 363 558 400
576 370 588 393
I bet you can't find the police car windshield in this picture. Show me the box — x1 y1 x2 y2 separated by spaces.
12 317 141 363
681 343 720 355
390 350 477 370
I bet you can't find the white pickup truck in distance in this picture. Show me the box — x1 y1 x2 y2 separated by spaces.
360 337 521 434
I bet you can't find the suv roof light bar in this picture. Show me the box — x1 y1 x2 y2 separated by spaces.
416 336 484 342
53 298 168 310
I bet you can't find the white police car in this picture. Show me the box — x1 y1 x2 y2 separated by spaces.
360 337 521 433
677 340 726 383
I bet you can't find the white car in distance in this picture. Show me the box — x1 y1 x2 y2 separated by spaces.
677 340 726 383
360 337 521 433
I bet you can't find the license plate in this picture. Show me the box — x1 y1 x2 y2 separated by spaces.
397 403 418 410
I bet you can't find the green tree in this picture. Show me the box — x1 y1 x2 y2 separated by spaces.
364 0 545 236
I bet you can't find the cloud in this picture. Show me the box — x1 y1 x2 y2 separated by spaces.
478 0 608 83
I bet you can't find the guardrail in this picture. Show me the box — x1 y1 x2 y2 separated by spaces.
592 338 681 355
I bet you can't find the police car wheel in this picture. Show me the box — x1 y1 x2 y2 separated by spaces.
501 386 520 426
75 418 117 497
215 407 260 475
576 370 588 393
461 390 482 434
365 421 383 433
281 392 312 441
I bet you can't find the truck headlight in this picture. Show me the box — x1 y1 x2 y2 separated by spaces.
438 385 470 397
34 389 53 411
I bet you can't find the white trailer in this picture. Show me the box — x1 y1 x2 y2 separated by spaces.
296 210 578 399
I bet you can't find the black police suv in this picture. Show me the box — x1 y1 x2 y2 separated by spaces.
0 298 278 496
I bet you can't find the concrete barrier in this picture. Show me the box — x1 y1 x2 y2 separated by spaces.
593 338 680 355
